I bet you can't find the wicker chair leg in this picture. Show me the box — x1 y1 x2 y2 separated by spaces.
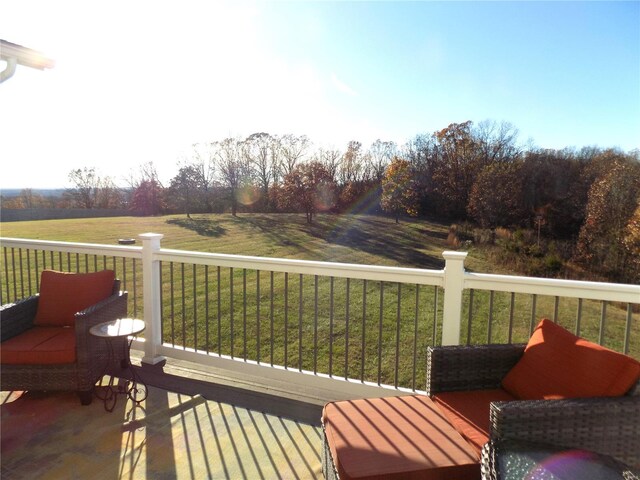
78 390 93 406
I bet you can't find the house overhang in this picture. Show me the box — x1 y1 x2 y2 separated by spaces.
1 39 55 83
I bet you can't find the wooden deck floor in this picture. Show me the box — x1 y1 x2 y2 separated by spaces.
1 355 326 479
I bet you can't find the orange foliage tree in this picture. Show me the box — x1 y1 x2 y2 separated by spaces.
380 157 419 223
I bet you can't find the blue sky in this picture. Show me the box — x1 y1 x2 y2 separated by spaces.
1 1 638 189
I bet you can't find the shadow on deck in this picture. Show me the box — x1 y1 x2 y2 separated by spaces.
1 353 325 479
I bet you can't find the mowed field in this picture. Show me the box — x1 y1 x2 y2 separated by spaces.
1 213 637 387
0 213 451 268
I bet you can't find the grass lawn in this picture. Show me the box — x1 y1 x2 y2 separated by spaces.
1 213 637 388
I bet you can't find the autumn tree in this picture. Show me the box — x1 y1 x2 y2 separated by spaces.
575 155 640 282
279 161 336 223
431 121 479 218
130 179 165 216
468 161 526 228
622 203 640 282
380 157 419 223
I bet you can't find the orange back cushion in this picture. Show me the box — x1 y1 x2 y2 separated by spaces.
34 270 116 327
502 318 640 399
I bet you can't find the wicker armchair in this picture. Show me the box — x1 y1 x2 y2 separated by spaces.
426 344 640 471
1 280 128 405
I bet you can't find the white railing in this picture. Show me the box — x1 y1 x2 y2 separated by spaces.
2 234 638 399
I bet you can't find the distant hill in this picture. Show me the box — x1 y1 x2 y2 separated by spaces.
1 189 65 197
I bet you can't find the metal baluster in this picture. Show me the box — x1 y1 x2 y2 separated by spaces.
623 304 632 355
76 253 80 273
270 271 274 366
159 262 164 341
378 281 384 386
170 262 175 346
11 248 17 300
467 289 474 345
284 272 289 367
298 274 303 372
257 270 261 364
329 276 334 377
193 264 198 351
85 254 89 273
488 290 494 344
35 249 40 291
132 259 138 317
553 296 560 323
576 298 583 336
243 269 247 361
205 265 210 354
394 283 401 388
599 301 607 346
217 266 221 356
26 249 32 295
313 275 318 374
412 285 419 391
230 267 234 358
18 248 24 298
361 279 366 382
2 248 8 303
344 278 350 380
530 294 537 334
181 263 186 349
433 286 438 345
508 292 515 344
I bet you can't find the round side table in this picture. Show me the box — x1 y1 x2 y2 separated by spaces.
90 318 148 412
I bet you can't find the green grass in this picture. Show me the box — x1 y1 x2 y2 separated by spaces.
1 213 637 389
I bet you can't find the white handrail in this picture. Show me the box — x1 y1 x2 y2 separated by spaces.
464 272 640 304
154 248 445 286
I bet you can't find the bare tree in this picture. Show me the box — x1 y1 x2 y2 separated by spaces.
191 143 217 212
245 132 276 211
212 138 253 216
368 139 397 181
474 120 521 166
279 134 310 178
66 167 99 208
314 147 342 183
339 141 365 185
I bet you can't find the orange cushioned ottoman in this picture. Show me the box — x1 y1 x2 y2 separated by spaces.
322 395 480 480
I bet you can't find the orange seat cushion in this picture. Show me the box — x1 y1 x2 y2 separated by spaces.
34 269 115 327
1 327 76 364
502 319 640 400
432 389 516 456
323 395 479 480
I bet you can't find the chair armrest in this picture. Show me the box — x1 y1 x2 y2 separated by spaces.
74 291 129 361
0 295 39 342
426 344 525 395
490 396 640 469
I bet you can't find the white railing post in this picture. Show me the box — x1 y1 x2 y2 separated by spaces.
441 251 468 346
139 232 166 365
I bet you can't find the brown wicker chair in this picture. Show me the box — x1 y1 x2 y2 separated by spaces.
426 344 640 474
1 280 128 405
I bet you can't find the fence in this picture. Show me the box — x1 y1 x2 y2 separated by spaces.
1 234 638 397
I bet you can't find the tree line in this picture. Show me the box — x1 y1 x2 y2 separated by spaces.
3 120 639 282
